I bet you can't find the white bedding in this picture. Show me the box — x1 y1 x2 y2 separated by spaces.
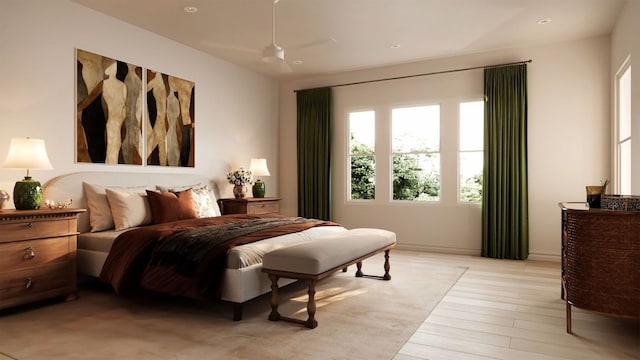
78 229 130 254
77 225 347 273
43 171 348 313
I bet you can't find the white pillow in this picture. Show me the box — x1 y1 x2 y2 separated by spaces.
190 185 219 217
105 188 152 230
83 182 150 232
156 183 221 217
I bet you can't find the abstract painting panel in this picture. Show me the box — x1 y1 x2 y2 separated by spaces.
76 49 143 165
146 70 195 167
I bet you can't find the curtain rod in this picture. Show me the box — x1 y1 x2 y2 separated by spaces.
293 59 532 92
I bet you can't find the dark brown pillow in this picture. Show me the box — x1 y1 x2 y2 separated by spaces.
146 189 198 224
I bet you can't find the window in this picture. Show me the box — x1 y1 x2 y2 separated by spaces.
459 100 484 202
616 62 631 194
391 105 440 201
349 111 376 199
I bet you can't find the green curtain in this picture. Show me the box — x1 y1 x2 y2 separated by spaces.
296 87 332 220
482 64 529 260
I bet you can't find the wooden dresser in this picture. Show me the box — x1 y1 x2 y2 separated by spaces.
218 197 280 215
0 208 85 310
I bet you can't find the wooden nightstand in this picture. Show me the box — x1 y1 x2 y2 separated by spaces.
0 208 85 310
218 197 280 215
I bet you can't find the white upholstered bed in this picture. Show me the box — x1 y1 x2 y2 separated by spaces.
43 172 346 319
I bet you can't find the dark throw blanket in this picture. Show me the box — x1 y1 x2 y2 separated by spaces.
100 214 340 300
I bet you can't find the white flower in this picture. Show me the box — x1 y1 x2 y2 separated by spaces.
227 168 253 186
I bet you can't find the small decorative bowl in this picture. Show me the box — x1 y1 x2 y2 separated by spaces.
601 195 640 211
44 199 73 209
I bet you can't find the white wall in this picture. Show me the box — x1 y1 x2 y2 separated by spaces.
0 0 280 202
280 36 611 260
611 1 640 194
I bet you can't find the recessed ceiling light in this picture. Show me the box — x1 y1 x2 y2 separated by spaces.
537 18 551 25
293 60 303 65
390 44 401 49
184 6 198 13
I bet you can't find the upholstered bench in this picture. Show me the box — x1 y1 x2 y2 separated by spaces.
261 228 396 328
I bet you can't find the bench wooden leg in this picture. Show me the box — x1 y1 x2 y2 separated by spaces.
268 274 281 321
383 249 391 280
356 262 363 277
566 302 572 334
354 250 392 280
305 280 318 329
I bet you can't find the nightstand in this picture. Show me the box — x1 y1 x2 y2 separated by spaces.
0 208 85 310
218 197 280 215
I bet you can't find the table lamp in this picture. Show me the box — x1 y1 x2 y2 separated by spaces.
249 158 270 198
3 137 53 210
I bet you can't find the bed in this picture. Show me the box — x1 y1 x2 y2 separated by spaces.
43 172 347 320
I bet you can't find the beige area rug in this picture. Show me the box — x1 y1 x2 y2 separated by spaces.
0 251 466 360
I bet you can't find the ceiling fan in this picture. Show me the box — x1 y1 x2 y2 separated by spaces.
261 0 285 64
202 0 335 73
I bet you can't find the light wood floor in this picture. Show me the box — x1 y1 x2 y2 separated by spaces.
393 252 639 360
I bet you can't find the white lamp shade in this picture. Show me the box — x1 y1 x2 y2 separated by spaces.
3 138 53 170
249 158 270 176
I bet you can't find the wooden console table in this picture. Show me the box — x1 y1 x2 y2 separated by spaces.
559 202 639 334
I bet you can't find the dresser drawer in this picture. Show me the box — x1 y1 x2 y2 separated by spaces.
246 201 279 214
0 261 75 309
218 198 280 215
0 218 73 243
0 236 72 271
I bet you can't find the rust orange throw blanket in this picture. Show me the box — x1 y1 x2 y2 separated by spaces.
100 214 339 299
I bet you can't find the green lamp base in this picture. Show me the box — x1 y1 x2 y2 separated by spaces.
13 176 44 210
252 180 266 198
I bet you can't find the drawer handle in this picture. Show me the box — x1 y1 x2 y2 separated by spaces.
25 277 33 289
27 222 33 229
24 246 36 260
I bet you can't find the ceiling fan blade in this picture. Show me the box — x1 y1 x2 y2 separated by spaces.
276 61 293 73
201 40 260 54
288 37 337 51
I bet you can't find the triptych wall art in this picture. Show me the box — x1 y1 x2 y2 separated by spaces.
76 49 195 167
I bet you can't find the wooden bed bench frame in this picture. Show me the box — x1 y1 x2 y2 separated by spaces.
261 229 396 329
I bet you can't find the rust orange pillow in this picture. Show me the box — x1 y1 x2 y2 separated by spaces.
146 189 198 224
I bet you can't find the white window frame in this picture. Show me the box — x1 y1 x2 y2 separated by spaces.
347 110 376 201
614 56 631 194
458 99 484 204
390 104 441 202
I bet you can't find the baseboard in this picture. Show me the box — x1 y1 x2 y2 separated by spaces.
396 244 561 262
395 244 480 256
527 253 561 262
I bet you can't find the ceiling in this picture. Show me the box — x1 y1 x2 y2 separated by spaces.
72 0 626 80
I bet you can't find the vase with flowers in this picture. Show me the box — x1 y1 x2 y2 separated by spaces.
227 168 253 199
